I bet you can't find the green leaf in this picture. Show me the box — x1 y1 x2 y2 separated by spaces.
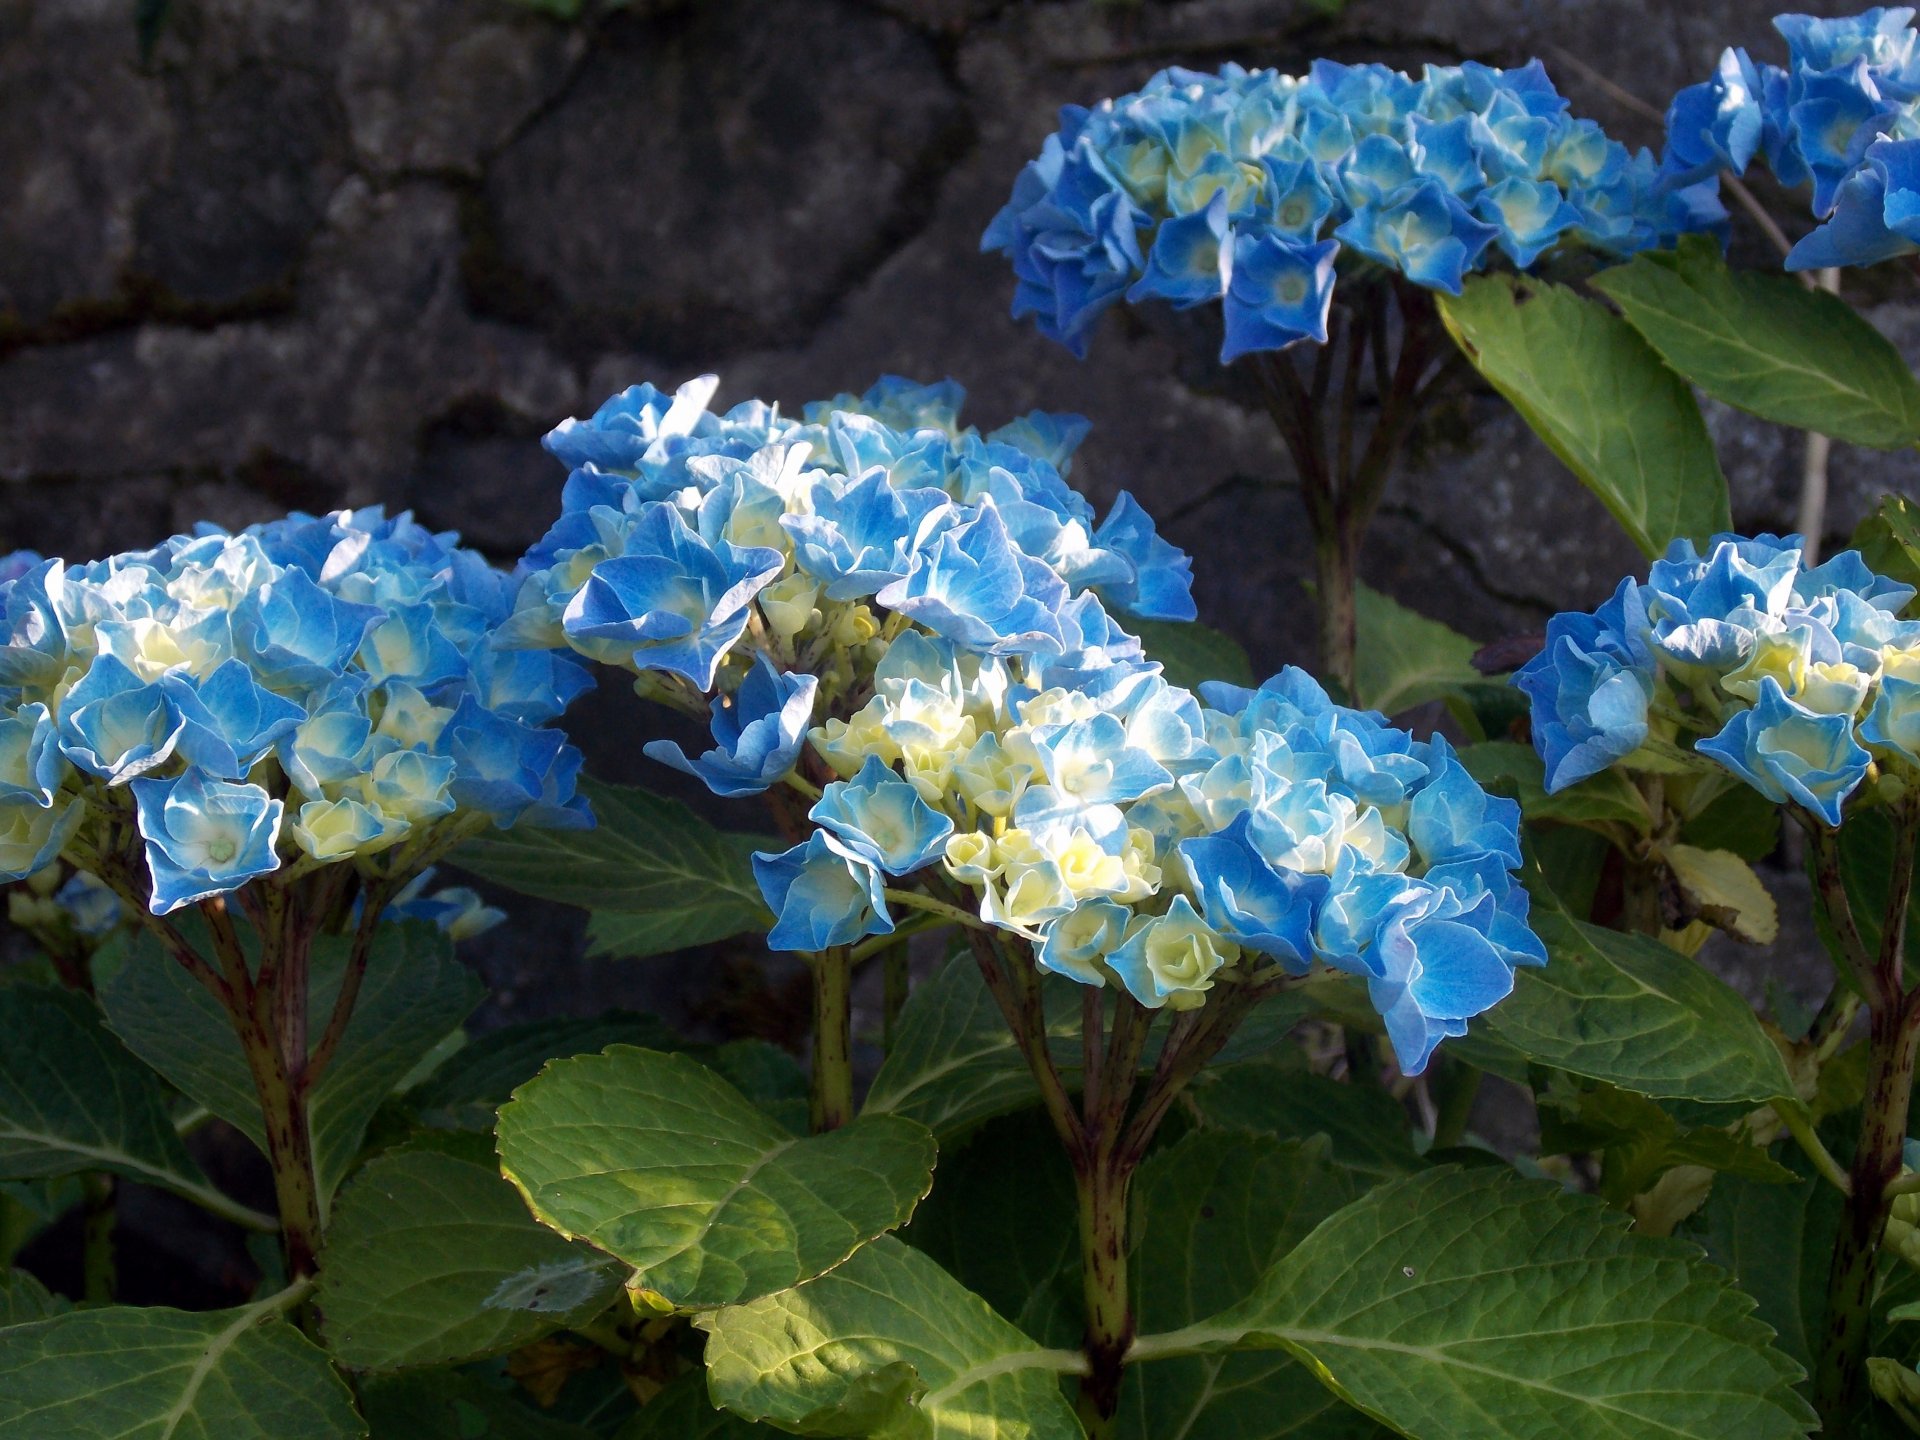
1144 1166 1814 1440
0 1296 365 1438
1352 584 1479 716
320 1146 622 1371
1187 1059 1419 1181
1459 740 1651 833
451 778 773 959
904 1110 1081 1348
1592 237 1920 449
361 1371 600 1440
1439 273 1731 556
1476 907 1796 1103
497 1046 935 1309
701 1040 810 1136
1680 784 1781 862
407 1013 680 1131
105 921 482 1205
0 1267 67 1327
1665 843 1779 944
0 985 234 1216
1855 494 1920 611
616 1372 773 1439
1130 618 1256 692
1119 1132 1383 1440
1811 806 1920 980
1690 1160 1838 1376
698 1235 1085 1439
864 953 1080 1142
1537 1077 1796 1205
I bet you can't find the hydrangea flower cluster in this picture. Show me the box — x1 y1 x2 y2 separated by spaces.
984 59 1727 359
1518 533 1920 825
503 372 1196 715
788 641 1541 1072
0 510 593 914
516 375 1541 1072
1663 7 1920 269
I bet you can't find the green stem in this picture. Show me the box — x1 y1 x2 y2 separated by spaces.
884 887 988 931
1816 801 1920 1428
1817 1000 1920 1427
1313 527 1360 707
1808 820 1881 1001
238 1003 325 1278
1073 1149 1133 1438
1776 1102 1852 1195
1429 1059 1483 1151
809 945 855 1133
80 1173 115 1304
303 877 391 1088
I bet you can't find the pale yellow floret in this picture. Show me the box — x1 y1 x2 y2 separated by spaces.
1140 909 1239 1011
758 574 820 641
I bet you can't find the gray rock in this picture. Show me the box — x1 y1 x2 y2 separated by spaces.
133 64 349 307
0 4 170 325
339 0 584 176
482 0 969 359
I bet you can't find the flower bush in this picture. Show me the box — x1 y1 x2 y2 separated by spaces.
5 11 1920 1440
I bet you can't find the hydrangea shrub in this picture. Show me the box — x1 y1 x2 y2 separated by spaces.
5 12 1920 1440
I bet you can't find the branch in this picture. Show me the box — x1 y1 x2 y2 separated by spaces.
301 877 392 1090
957 918 1082 1151
1805 818 1883 1005
884 887 991 932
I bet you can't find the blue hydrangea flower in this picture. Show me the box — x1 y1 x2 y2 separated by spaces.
752 830 895 951
0 703 68 809
1032 712 1175 808
561 505 784 689
1177 811 1329 970
1515 579 1658 791
0 797 83 885
1220 232 1340 360
57 656 185 785
1663 9 1920 268
1037 897 1131 984
1107 895 1239 1010
781 468 952 601
644 656 818 799
232 569 383 690
1126 192 1234 308
808 754 954 874
440 698 593 831
1089 493 1197 623
1697 675 1874 825
989 58 1711 360
1861 673 1920 762
164 659 307 781
543 375 721 474
875 501 1070 657
1524 533 1917 826
1360 881 1517 1074
131 769 285 914
54 871 122 937
389 868 507 941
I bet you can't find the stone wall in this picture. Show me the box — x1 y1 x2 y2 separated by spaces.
2 0 1914 1032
